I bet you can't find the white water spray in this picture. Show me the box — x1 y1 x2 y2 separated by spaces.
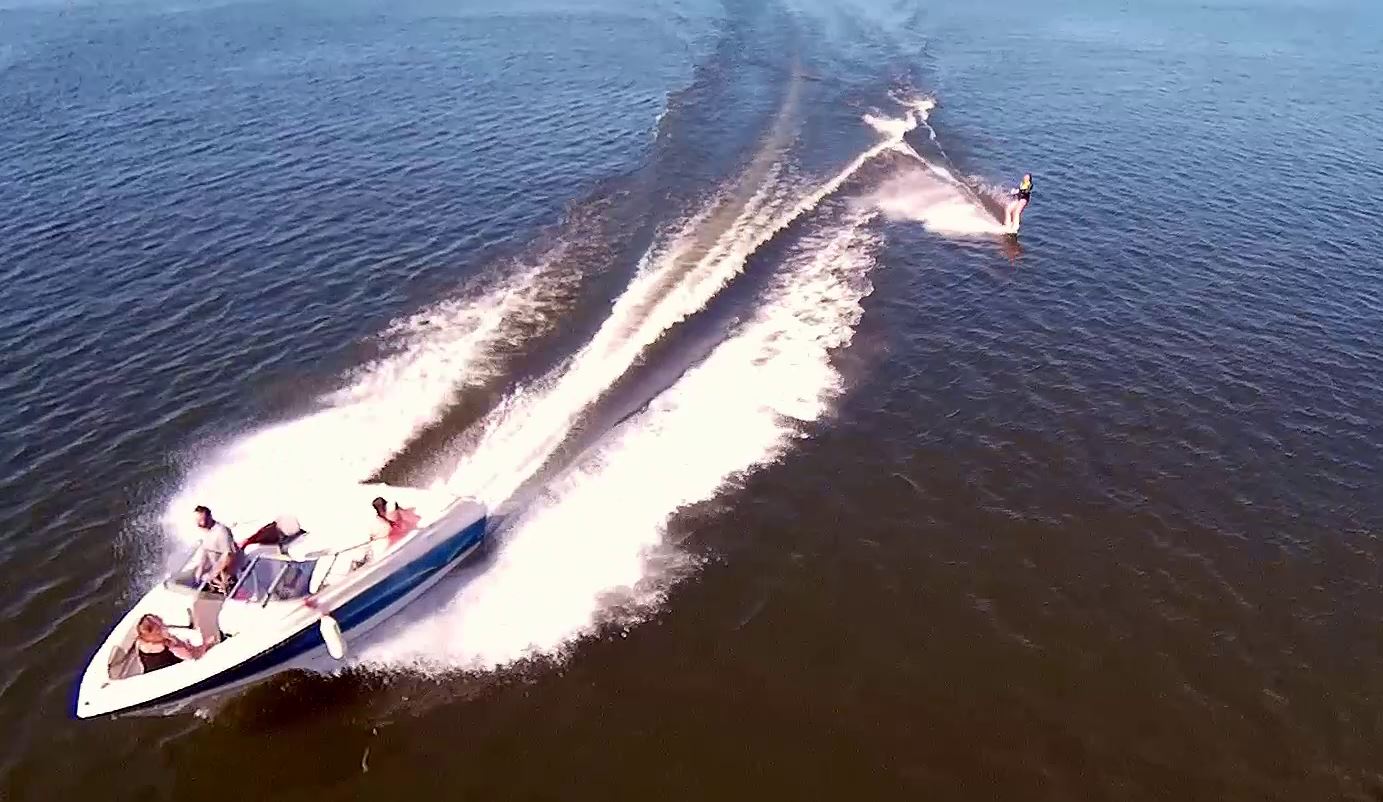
447 99 928 507
354 103 933 668
865 98 1010 236
163 97 934 675
360 212 879 669
160 253 577 551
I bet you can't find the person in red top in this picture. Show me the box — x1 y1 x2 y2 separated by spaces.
370 496 394 539
352 497 419 569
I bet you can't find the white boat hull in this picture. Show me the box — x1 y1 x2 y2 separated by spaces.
74 486 489 719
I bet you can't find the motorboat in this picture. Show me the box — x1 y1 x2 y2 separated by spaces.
74 483 487 719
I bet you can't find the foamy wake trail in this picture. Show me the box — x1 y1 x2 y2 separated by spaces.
164 97 917 673
445 170 795 504
161 254 575 553
356 103 928 669
359 211 878 669
869 167 1008 236
866 98 1009 236
447 102 927 507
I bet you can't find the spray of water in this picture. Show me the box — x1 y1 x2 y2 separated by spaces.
860 99 1010 236
868 167 1009 235
354 100 943 668
359 211 879 669
160 252 577 552
447 95 929 507
162 97 940 674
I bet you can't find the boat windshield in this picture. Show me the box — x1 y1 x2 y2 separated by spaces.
227 555 318 604
166 550 318 604
165 547 211 592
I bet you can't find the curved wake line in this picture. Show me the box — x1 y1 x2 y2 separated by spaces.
356 101 933 672
447 97 930 508
359 212 880 671
159 95 932 685
869 97 1010 236
158 250 579 555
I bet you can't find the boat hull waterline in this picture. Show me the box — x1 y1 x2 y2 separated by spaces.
74 485 489 719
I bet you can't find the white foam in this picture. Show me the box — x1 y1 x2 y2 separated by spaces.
865 95 933 140
161 253 575 554
443 169 794 506
868 167 1008 236
358 212 878 670
859 97 1010 237
162 101 909 675
441 95 917 510
355 116 901 669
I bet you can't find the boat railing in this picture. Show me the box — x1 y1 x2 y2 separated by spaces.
165 546 225 596
298 537 381 596
167 536 382 604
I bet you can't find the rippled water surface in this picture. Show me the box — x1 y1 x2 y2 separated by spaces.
2 0 1381 799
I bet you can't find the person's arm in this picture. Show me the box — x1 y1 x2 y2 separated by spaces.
210 525 238 576
166 636 206 660
191 543 211 577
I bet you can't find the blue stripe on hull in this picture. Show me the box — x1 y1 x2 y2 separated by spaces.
110 514 487 716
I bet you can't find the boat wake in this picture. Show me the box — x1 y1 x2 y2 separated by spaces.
159 251 579 562
863 99 1010 236
358 212 878 670
868 167 1009 236
353 98 931 671
159 95 951 680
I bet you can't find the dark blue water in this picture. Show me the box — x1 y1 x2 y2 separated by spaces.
3 0 1382 798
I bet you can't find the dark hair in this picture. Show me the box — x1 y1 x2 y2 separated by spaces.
194 505 211 516
371 497 387 515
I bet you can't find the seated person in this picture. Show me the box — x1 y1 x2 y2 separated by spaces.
351 497 396 570
385 502 421 544
192 505 240 592
371 496 395 528
376 497 423 542
135 614 206 673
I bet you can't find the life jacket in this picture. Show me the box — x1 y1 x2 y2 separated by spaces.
387 508 421 544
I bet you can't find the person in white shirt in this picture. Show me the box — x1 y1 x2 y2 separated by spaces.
192 505 239 590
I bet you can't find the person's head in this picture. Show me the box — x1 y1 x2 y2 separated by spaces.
371 497 388 517
137 614 168 642
1023 173 1032 183
193 505 212 528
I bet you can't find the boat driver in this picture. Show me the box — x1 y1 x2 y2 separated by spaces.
193 505 240 592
